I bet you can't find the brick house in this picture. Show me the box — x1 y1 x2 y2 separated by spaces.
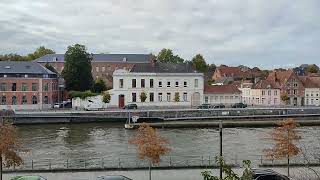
0 61 59 110
34 54 153 89
212 66 252 82
266 69 305 106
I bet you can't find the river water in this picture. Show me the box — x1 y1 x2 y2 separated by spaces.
16 122 320 167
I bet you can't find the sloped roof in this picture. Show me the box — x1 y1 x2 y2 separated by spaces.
299 76 320 88
130 62 198 73
0 61 55 75
34 53 152 63
217 66 249 77
204 85 241 94
266 69 295 85
252 79 280 89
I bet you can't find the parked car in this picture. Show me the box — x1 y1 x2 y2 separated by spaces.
251 169 289 180
123 104 138 109
96 175 132 180
231 102 247 108
213 104 225 109
197 104 213 109
53 103 60 109
11 176 47 180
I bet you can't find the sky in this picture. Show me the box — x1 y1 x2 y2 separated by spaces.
0 0 319 69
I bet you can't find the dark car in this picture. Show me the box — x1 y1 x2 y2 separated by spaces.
232 102 247 108
123 104 138 109
251 169 289 180
213 104 225 109
197 104 213 109
96 175 132 180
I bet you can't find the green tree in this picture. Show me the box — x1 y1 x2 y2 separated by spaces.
174 92 180 102
156 48 184 64
62 44 94 91
191 54 207 72
0 54 28 61
140 92 147 102
93 77 107 93
305 65 318 73
102 91 111 103
45 63 58 74
281 93 290 104
27 46 55 60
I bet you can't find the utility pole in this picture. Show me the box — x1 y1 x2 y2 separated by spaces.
219 120 223 180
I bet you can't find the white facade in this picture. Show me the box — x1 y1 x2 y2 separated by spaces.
239 85 281 106
110 69 204 107
203 93 241 106
305 88 320 106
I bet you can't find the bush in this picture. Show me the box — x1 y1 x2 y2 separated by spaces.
69 90 99 99
174 92 180 102
140 92 147 102
103 91 111 103
93 77 107 93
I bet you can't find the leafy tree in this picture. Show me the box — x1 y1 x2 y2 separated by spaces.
93 77 107 93
305 65 319 73
174 92 180 102
281 93 290 104
45 63 58 74
201 156 253 180
129 123 170 180
156 48 184 64
62 44 94 91
0 54 28 61
191 54 207 72
102 91 111 103
69 90 99 99
140 92 147 102
27 46 55 60
0 122 23 180
264 118 301 177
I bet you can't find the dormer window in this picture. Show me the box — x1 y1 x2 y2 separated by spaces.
52 57 58 61
123 57 127 62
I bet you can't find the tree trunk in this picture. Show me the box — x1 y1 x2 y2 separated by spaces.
149 161 152 180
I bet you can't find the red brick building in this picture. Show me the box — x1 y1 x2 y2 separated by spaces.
34 54 153 89
0 61 59 110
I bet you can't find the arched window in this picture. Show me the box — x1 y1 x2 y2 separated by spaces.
1 96 6 105
44 96 49 104
32 96 38 104
12 96 17 105
22 96 27 104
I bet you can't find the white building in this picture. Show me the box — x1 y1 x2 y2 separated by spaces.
300 76 320 106
203 85 242 106
109 63 204 108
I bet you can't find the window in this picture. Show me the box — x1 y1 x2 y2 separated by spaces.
102 67 105 72
119 79 124 88
268 90 271 96
184 81 187 87
293 89 297 95
21 83 28 91
44 83 49 91
175 81 179 87
43 96 49 104
167 81 171 87
150 79 154 88
32 83 38 91
141 79 145 88
195 79 199 88
12 96 17 105
32 96 38 104
158 81 162 88
274 98 277 105
150 93 154 102
183 93 187 101
158 93 163 102
22 96 27 104
262 91 265 96
167 93 171 102
132 79 136 88
12 83 16 91
274 91 278 96
294 83 298 87
96 67 99 72
311 99 314 104
0 83 7 91
205 96 209 103
132 93 137 102
1 96 6 105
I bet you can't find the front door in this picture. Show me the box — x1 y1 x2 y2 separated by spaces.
118 95 125 108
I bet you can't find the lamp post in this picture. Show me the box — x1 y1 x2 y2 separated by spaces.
219 120 223 180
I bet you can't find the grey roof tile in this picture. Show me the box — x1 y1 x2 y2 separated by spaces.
130 62 198 73
0 61 55 75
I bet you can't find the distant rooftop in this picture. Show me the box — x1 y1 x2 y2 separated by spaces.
130 62 198 73
0 61 55 75
34 53 152 63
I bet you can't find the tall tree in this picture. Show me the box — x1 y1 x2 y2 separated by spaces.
62 44 94 91
191 54 207 72
264 118 301 177
129 124 170 180
27 46 55 60
305 65 319 73
93 77 107 93
156 48 184 64
0 122 23 180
